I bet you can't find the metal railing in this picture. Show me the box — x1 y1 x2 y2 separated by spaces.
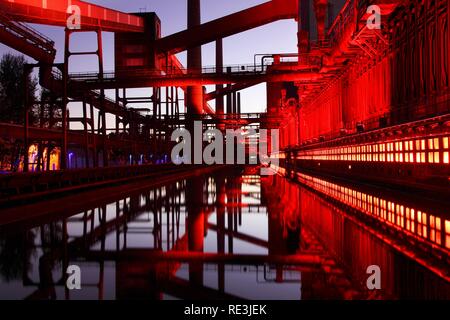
327 0 357 48
295 100 450 150
68 64 268 82
145 112 272 121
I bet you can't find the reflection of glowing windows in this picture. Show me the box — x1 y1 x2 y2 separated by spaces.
418 211 423 236
296 172 447 249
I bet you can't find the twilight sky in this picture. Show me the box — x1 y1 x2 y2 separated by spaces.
0 1 342 117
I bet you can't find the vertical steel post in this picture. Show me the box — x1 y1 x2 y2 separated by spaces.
23 64 32 172
97 29 108 167
62 30 70 170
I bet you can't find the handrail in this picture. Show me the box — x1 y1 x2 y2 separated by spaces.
294 102 450 150
68 64 269 82
327 0 356 48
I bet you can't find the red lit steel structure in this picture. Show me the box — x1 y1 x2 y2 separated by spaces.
0 0 448 195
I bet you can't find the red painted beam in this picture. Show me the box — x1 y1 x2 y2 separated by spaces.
155 0 298 55
0 0 144 32
0 12 55 63
205 82 260 102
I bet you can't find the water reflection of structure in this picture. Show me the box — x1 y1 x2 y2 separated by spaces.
271 164 450 299
0 169 449 299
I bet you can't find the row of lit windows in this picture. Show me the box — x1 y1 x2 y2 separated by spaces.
295 172 450 249
296 136 450 164
272 153 286 159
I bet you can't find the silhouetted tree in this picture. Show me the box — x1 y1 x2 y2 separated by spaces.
39 88 62 128
0 230 36 282
0 53 38 125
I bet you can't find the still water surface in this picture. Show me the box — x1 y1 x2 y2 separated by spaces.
0 169 449 299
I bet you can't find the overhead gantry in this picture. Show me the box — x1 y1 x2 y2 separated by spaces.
0 0 144 32
0 0 410 174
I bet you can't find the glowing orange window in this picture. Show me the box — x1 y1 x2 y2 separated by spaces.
430 216 436 242
406 208 411 231
446 220 450 249
417 212 428 238
416 152 421 163
434 152 440 163
443 137 449 149
429 216 442 245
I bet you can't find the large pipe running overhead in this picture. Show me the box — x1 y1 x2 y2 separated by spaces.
155 0 298 56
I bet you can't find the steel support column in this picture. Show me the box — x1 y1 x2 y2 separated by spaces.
186 0 204 116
